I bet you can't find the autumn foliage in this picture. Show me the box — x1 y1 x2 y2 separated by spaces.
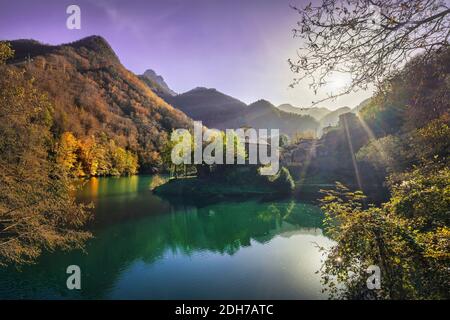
0 43 91 266
7 36 191 173
56 132 138 177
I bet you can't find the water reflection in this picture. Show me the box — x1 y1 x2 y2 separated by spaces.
0 176 332 299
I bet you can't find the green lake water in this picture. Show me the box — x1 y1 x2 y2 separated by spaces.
0 175 334 299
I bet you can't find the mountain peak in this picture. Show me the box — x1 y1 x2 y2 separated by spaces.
254 99 271 104
248 99 275 110
67 35 119 62
7 35 120 65
68 35 110 49
143 69 158 78
189 87 216 92
141 68 176 96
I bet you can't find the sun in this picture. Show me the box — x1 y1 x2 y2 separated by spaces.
324 72 353 92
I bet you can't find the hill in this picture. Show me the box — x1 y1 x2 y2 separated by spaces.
165 88 319 136
245 100 318 136
165 87 247 129
6 36 191 172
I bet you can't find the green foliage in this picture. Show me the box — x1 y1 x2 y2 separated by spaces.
160 129 196 178
158 125 295 196
356 135 409 174
413 114 450 162
316 46 450 300
357 114 450 181
319 169 449 299
386 167 450 230
360 48 450 135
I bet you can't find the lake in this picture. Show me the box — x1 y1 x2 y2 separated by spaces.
0 175 334 299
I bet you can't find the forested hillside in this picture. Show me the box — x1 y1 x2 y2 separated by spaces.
6 36 192 175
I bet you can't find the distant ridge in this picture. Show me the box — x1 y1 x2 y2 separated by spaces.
164 88 319 136
320 106 352 127
245 100 318 136
277 104 331 121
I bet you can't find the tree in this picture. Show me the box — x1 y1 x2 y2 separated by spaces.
56 132 80 175
0 42 91 266
356 113 450 181
78 136 99 176
103 140 138 176
289 0 450 105
319 175 449 299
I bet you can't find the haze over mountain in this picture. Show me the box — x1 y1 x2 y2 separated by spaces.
319 107 352 128
164 87 319 136
245 100 318 136
277 103 357 133
6 36 191 172
277 104 331 121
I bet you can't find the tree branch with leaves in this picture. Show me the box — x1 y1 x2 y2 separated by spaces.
289 0 450 105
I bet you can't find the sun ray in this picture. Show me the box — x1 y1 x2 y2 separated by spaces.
342 116 363 191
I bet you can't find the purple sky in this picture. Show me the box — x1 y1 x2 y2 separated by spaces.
0 0 371 109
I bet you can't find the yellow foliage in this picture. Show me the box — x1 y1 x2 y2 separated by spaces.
56 131 139 177
56 132 79 173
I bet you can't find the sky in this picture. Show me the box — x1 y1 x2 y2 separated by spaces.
0 0 372 109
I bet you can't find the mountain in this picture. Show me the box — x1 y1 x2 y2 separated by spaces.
139 68 176 98
166 89 318 136
319 106 352 128
165 87 247 129
277 103 302 114
245 100 319 136
6 36 191 172
277 104 331 121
